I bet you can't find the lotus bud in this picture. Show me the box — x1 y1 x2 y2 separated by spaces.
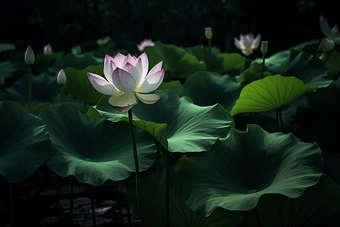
24 45 35 65
0 73 4 86
205 27 213 39
43 44 53 55
261 41 268 55
57 69 67 85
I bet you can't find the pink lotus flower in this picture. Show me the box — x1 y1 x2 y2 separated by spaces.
24 45 35 65
43 44 53 55
87 52 165 112
317 16 340 52
234 33 261 56
137 39 155 51
57 69 67 85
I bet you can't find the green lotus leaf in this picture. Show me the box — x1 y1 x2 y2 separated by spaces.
237 62 273 84
241 174 340 227
6 73 60 109
177 71 244 113
254 49 331 88
230 74 313 116
217 52 247 74
288 39 321 55
39 103 156 186
0 100 50 183
34 53 61 73
63 65 104 105
50 52 103 73
0 43 16 52
127 165 243 227
157 80 182 91
94 89 233 153
175 124 323 216
186 45 223 72
323 49 340 79
0 60 17 79
144 41 206 74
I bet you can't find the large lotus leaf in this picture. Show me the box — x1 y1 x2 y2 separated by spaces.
0 60 17 79
323 49 340 79
230 74 313 116
157 80 182 91
93 89 233 153
127 165 243 227
0 100 50 183
175 124 323 216
6 73 60 109
177 71 244 113
185 45 224 72
50 52 103 73
0 43 16 52
253 49 331 88
240 174 340 227
63 65 104 105
39 103 156 186
218 52 247 74
288 39 320 55
237 62 273 84
143 41 206 74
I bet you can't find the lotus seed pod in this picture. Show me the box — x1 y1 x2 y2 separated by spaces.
205 27 213 39
261 41 268 55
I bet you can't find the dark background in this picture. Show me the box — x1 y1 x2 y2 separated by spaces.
0 0 338 57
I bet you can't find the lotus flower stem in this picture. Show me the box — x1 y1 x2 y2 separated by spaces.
28 66 32 110
69 176 74 227
128 108 145 227
276 108 284 133
165 149 170 227
60 86 65 103
56 175 61 222
278 108 284 133
89 185 96 226
253 207 262 227
261 55 265 79
126 179 132 227
9 182 14 227
114 181 125 227
208 39 212 70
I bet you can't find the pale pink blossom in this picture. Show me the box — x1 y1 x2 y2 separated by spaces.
137 39 155 52
24 45 35 65
43 44 53 55
317 16 340 52
57 69 67 85
234 33 261 56
87 52 164 112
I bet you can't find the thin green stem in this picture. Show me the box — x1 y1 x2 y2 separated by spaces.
89 185 96 226
278 108 284 133
10 182 14 227
69 176 74 227
28 66 32 110
56 175 61 222
276 109 279 132
128 108 144 227
253 207 262 227
261 54 265 78
208 39 211 71
114 181 125 227
126 179 132 227
166 149 170 227
60 86 65 103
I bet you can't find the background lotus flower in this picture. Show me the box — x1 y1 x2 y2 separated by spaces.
317 15 340 52
137 39 155 51
57 69 67 85
43 44 53 55
24 45 35 65
234 33 261 56
87 52 164 112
